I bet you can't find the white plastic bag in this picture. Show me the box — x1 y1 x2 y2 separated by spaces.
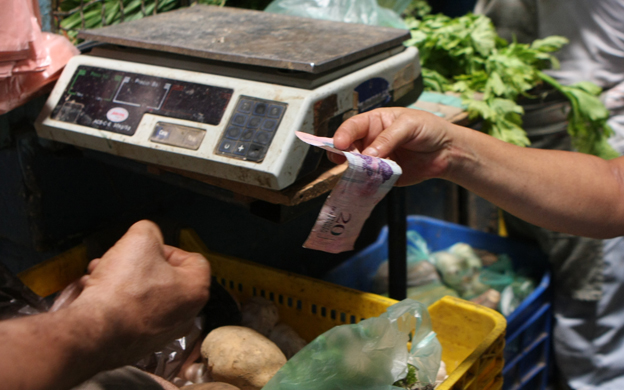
263 299 442 390
265 0 409 29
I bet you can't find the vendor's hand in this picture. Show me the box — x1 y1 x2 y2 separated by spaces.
330 108 460 186
70 220 211 368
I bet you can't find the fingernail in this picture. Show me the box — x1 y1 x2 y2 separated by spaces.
363 147 379 157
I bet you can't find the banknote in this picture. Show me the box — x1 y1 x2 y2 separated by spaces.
296 131 402 253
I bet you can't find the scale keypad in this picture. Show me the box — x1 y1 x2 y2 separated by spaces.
216 96 287 163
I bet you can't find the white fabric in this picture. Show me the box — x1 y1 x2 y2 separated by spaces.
538 0 624 89
604 82 624 154
554 237 624 390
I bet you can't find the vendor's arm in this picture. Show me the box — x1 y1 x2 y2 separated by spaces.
331 107 624 238
0 220 211 390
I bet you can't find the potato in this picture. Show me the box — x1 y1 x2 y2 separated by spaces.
268 323 307 359
201 326 287 390
181 383 240 390
241 297 280 336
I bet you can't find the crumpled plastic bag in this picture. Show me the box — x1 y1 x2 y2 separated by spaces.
262 299 442 390
500 276 535 317
264 0 409 29
478 254 515 292
48 275 241 382
373 231 441 294
407 281 458 307
477 254 535 315
0 262 49 320
431 243 489 299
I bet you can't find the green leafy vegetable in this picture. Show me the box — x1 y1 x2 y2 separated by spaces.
393 364 418 389
58 0 225 42
393 364 434 390
404 8 617 159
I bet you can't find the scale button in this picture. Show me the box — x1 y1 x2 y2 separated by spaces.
225 126 242 140
153 126 170 140
219 139 236 153
247 117 262 128
254 131 271 145
232 113 247 126
241 129 255 141
184 133 203 149
261 119 277 132
254 103 267 116
238 99 253 113
247 144 265 160
267 105 284 118
234 142 250 156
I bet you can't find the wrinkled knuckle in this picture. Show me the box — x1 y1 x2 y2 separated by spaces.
376 132 393 145
131 219 158 232
192 253 211 270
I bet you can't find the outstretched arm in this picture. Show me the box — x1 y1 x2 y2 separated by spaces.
0 220 211 390
331 107 624 238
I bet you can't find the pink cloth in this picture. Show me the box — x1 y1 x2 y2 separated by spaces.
0 0 79 114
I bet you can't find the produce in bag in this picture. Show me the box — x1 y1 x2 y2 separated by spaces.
430 244 489 299
373 231 440 294
262 299 442 390
406 281 458 307
500 276 535 316
470 289 501 310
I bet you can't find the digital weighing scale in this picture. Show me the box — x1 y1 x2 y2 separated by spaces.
36 5 422 190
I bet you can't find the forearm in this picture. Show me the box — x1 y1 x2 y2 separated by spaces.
0 305 118 390
445 125 624 238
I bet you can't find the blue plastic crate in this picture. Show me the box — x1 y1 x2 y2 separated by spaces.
324 216 553 390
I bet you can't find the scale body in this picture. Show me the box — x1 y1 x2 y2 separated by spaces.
36 6 422 190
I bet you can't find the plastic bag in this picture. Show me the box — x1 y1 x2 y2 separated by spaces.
373 231 440 294
262 299 442 390
470 289 501 310
264 0 409 29
478 254 515 292
431 244 489 299
500 276 535 317
406 281 458 307
0 262 49 320
135 277 242 380
477 254 535 315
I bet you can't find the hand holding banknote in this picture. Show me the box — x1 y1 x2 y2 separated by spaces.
297 108 463 253
296 131 402 254
329 107 459 187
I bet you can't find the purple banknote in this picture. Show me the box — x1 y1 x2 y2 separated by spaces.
296 132 402 253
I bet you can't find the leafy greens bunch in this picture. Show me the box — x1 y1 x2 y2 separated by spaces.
58 0 225 42
403 11 618 159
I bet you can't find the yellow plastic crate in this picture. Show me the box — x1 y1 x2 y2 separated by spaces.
18 228 506 390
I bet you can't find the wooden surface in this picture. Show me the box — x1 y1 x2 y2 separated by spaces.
152 159 347 206
78 5 410 74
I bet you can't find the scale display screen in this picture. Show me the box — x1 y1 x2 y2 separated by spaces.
50 66 234 135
